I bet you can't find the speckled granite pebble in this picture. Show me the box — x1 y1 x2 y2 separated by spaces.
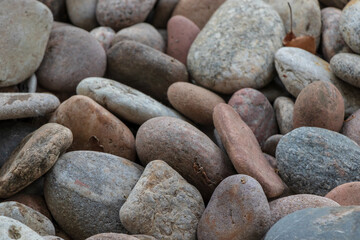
274 97 294 135
0 216 44 240
330 53 360 88
340 0 360 53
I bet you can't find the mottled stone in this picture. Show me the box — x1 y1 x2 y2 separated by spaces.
275 47 360 115
325 182 360 205
0 93 60 120
274 97 294 135
37 26 106 93
120 160 204 240
263 134 283 157
265 206 360 240
49 95 136 160
136 117 236 202
90 27 115 50
107 40 188 103
269 194 340 226
276 127 360 195
66 0 98 30
198 175 271 240
44 151 144 239
331 53 360 88
319 0 350 8
151 0 179 28
341 108 360 145
187 0 285 94
38 0 67 21
0 201 55 236
167 82 224 125
213 103 286 198
340 0 360 53
0 0 52 87
321 7 353 61
0 123 72 198
228 88 278 148
112 23 165 52
77 77 186 125
0 216 44 240
86 233 139 240
96 0 157 31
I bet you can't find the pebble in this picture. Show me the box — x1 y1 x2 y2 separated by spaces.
49 95 136 161
325 182 360 205
0 123 72 198
96 0 157 31
263 134 283 157
86 233 139 240
77 77 186 125
66 0 98 30
0 216 44 240
228 88 278 148
90 26 115 50
293 81 345 132
151 0 179 28
197 175 271 240
321 7 353 61
107 40 188 103
135 117 236 202
276 127 360 195
330 53 360 88
120 160 205 240
340 0 360 54
112 23 165 52
132 235 157 240
213 103 286 198
0 201 55 236
265 206 360 240
167 82 225 125
0 93 60 120
0 0 52 88
38 0 67 21
43 236 65 240
319 0 350 8
187 0 285 94
44 151 144 239
274 97 294 135
172 0 226 29
269 194 340 226
275 47 360 115
167 15 200 65
36 26 106 93
341 108 360 145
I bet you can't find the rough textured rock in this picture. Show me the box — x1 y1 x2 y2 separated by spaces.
331 53 360 88
107 40 188 103
228 88 278 148
36 26 106 93
269 194 340 226
167 82 224 125
90 27 115 50
86 233 139 240
341 108 360 145
136 117 236 202
49 95 136 161
321 7 352 61
0 93 60 120
276 127 360 195
340 0 360 53
44 151 144 239
197 175 271 240
213 103 286 198
187 0 285 94
263 134 283 157
112 23 165 52
265 206 360 240
0 123 72 198
275 47 360 115
273 97 294 135
319 0 350 8
325 182 360 205
96 0 157 31
293 81 345 132
0 201 55 236
120 160 204 240
0 216 44 240
66 0 98 30
0 0 52 87
151 0 179 28
38 0 67 21
77 77 186 125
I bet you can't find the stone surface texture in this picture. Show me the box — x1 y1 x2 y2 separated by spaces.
0 216 44 240
340 0 360 53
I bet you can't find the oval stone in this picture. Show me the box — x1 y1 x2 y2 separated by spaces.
44 151 144 239
77 77 186 125
197 175 271 240
340 0 360 53
330 53 360 88
187 0 285 94
66 0 98 30
0 216 44 240
276 127 360 195
136 117 236 202
341 108 360 145
0 0 52 87
49 95 136 161
90 27 115 50
325 182 360 205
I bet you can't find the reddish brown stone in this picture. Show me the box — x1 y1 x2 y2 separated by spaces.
341 109 360 145
167 82 224 125
213 103 286 198
293 81 345 132
167 15 200 65
325 182 360 205
50 95 136 161
263 134 283 157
